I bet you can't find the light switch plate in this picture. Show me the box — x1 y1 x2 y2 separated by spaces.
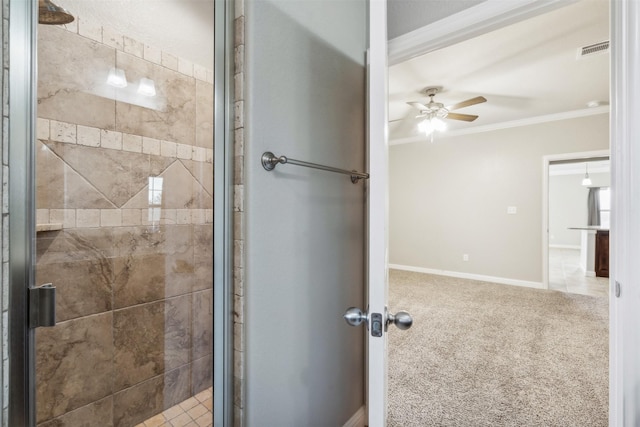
507 206 517 214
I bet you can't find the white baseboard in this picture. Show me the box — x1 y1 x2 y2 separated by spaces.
585 271 596 277
389 264 545 289
549 244 581 250
343 406 366 427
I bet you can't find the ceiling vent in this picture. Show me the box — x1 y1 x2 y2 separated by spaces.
578 41 610 58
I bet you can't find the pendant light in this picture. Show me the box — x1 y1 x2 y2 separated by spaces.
581 163 592 186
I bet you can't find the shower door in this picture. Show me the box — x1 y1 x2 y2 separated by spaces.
32 2 215 425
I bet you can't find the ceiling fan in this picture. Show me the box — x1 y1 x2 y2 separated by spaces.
408 86 486 122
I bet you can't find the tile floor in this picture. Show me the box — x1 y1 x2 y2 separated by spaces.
548 247 609 298
137 388 212 427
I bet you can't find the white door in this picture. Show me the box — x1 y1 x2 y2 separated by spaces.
367 0 390 426
343 2 413 426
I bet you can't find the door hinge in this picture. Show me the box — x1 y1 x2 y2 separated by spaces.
29 283 57 328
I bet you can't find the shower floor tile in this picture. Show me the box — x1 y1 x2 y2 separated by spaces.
136 388 213 427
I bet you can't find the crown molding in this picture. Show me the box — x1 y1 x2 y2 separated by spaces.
388 0 575 66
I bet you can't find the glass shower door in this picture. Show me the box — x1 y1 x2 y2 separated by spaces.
34 3 214 425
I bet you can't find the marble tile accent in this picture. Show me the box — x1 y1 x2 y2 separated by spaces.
191 355 213 396
45 141 174 208
37 397 113 427
115 51 196 145
112 365 190 427
122 161 213 210
36 228 117 265
163 225 196 297
38 26 116 130
36 257 113 322
193 225 213 292
36 313 114 423
113 301 165 390
36 141 115 209
113 254 167 308
164 296 193 371
192 289 213 359
179 159 214 197
196 80 214 149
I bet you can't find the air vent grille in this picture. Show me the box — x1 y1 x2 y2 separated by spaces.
578 41 610 58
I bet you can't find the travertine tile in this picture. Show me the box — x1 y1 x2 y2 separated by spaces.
50 120 76 144
161 52 179 71
234 101 243 129
77 125 100 147
76 209 100 227
49 209 76 228
178 58 194 77
144 44 162 65
124 36 144 58
102 26 123 50
123 133 143 153
193 64 208 82
161 140 177 158
121 209 141 226
37 118 50 140
36 209 49 225
101 209 122 226
177 144 192 160
101 129 123 150
142 137 161 156
36 313 113 422
77 18 102 42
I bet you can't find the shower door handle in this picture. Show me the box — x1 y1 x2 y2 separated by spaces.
29 283 57 328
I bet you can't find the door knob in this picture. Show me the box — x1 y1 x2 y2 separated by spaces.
387 310 413 330
344 307 367 327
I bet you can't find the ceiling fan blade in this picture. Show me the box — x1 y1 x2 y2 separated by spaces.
446 112 479 122
407 101 429 111
447 96 487 111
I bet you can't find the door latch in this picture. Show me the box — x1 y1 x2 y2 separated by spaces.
29 283 56 328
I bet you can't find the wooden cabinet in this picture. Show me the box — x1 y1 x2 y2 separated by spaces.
595 230 609 278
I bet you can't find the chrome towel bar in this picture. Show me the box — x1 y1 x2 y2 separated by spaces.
261 151 369 184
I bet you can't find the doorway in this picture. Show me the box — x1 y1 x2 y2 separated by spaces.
7 0 234 425
544 152 611 296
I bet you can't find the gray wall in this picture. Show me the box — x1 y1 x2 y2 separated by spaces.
244 1 366 425
388 0 486 40
549 172 610 247
389 114 609 283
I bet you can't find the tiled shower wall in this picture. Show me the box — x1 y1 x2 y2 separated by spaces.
233 0 246 425
34 20 213 427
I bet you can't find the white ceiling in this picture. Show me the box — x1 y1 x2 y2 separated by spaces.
388 0 610 142
56 0 214 68
550 159 610 176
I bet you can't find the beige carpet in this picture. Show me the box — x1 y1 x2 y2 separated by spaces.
387 270 608 427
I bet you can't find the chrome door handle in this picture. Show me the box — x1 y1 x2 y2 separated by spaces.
344 306 413 336
343 307 367 327
386 310 413 330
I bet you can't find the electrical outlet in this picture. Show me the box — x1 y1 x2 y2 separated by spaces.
463 254 469 261
507 206 517 214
